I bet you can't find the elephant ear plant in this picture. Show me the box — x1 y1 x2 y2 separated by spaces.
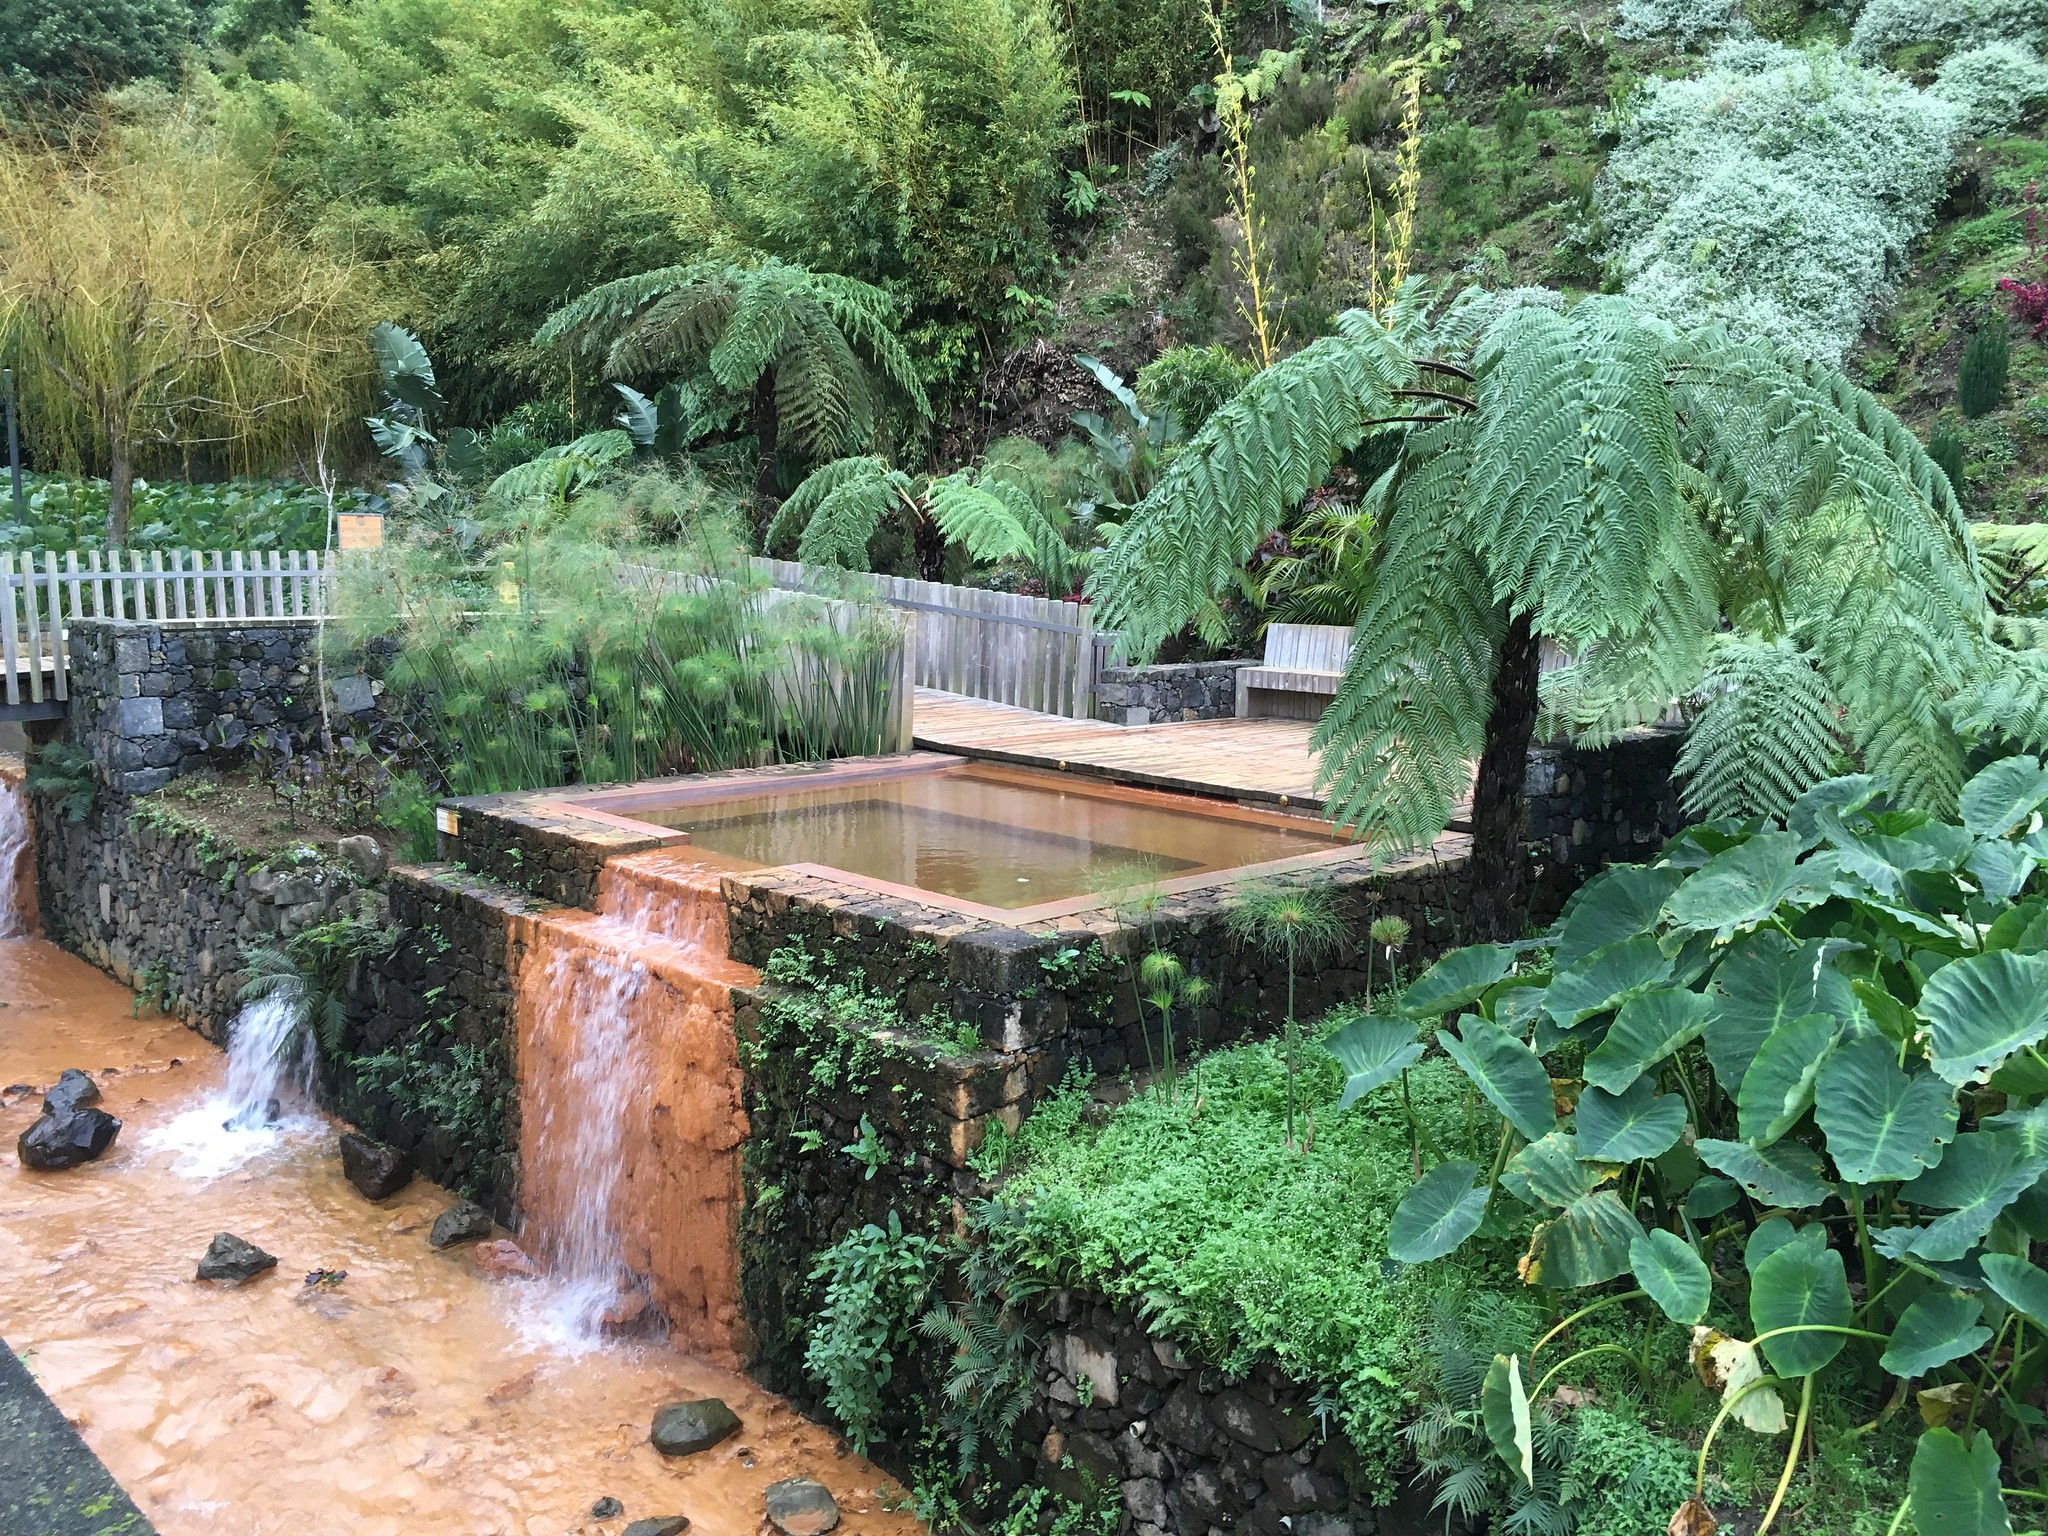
1328 756 2048 1535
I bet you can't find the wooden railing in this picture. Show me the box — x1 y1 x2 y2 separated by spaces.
2 548 334 709
752 558 1111 718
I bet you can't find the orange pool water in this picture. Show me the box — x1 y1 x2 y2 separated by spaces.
0 936 920 1536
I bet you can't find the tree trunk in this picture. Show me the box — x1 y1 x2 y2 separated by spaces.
911 508 947 582
751 369 780 524
1467 607 1542 941
105 411 134 548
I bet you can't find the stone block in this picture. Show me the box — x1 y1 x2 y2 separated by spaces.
115 695 165 738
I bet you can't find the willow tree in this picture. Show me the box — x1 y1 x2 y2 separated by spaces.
535 258 930 510
1088 286 2002 938
0 105 374 544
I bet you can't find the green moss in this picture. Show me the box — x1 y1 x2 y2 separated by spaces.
994 1034 1527 1483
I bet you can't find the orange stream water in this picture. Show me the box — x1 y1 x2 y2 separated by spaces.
0 933 921 1536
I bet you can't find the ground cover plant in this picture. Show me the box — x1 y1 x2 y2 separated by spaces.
0 473 379 551
1337 754 2048 1532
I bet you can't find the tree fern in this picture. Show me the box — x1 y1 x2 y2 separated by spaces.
536 258 930 500
1674 635 1842 822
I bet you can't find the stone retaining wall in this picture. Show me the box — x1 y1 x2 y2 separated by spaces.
65 616 382 796
1093 661 1249 725
30 789 379 1039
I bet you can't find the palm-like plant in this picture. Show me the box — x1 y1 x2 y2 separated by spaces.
535 258 931 507
772 450 1084 589
1090 283 2009 938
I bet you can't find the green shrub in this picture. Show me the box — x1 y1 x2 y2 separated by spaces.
0 474 372 552
0 0 196 96
1599 40 1960 360
1615 0 1747 45
1928 428 1969 499
1959 315 2010 417
1851 0 2048 61
1134 345 1255 436
803 1210 942 1455
1931 41 2048 134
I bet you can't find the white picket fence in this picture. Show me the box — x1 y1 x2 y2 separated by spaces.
751 557 1113 718
2 548 334 709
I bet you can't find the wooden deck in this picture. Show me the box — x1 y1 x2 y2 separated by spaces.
913 688 1331 811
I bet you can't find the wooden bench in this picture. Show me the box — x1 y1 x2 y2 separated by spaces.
1236 623 1352 720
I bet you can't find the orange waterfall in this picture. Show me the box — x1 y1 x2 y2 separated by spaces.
0 756 34 939
512 849 759 1365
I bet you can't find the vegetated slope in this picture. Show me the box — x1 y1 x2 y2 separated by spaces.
1035 0 2048 519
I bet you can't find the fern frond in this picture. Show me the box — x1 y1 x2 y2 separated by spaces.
1313 418 1501 850
1086 317 1413 656
927 471 1074 591
1951 647 2048 754
1673 635 1841 821
532 262 720 352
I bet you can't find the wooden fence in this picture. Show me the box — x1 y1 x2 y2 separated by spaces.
2 549 333 709
752 558 1113 718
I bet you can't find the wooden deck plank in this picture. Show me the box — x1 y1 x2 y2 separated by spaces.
913 687 1476 826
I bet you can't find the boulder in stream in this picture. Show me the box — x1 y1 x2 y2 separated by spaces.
623 1519 690 1536
18 1105 121 1170
589 1496 624 1520
650 1398 740 1457
339 1132 413 1201
44 1069 102 1115
763 1478 840 1536
197 1232 279 1284
429 1201 495 1249
472 1239 540 1279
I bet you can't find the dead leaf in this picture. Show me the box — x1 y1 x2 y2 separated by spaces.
1706 1337 1786 1434
1918 1382 1966 1429
1669 1497 1718 1536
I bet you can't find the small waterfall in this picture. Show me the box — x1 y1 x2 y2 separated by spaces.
513 851 753 1360
146 990 322 1178
0 772 29 939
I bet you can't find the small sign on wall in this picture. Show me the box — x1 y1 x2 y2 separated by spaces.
337 513 385 550
435 807 460 836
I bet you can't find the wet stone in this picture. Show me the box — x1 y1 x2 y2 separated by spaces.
472 1240 539 1279
589 1496 624 1520
623 1519 690 1536
43 1069 102 1115
428 1201 494 1249
197 1232 278 1284
339 1132 413 1201
650 1398 741 1457
763 1478 839 1536
18 1105 121 1170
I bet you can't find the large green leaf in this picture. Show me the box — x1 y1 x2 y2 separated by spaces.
1749 1237 1852 1377
1684 1175 1741 1219
1883 1132 2048 1262
1401 944 1515 1019
1575 1078 1688 1162
1525 1190 1642 1287
1503 1132 1613 1209
1737 1013 1840 1145
1551 866 1686 974
1389 1160 1489 1263
1481 1355 1534 1487
1582 989 1713 1095
1438 1018 1558 1142
1960 755 2048 840
1324 1017 1426 1112
1544 937 1675 1029
1696 1137 1833 1208
1984 897 2048 954
1744 1214 1820 1272
1788 774 1883 840
1881 1291 1990 1376
1813 1037 1958 1184
1705 933 1854 1093
1664 831 1805 938
1921 950 2048 1086
1830 821 1974 898
1980 1253 2048 1329
1982 1100 2048 1157
1967 839 2038 904
1908 1427 2013 1536
1630 1228 1711 1325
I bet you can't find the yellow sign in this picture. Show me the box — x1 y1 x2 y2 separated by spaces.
337 513 385 550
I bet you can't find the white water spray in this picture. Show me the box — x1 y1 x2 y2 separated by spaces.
147 989 323 1178
0 774 29 939
514 932 654 1353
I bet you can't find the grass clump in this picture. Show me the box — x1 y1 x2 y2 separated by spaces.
990 1036 1522 1483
